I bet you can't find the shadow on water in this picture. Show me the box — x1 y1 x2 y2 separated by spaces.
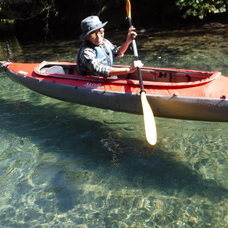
0 95 227 213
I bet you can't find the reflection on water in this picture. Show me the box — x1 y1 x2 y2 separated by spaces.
0 27 228 227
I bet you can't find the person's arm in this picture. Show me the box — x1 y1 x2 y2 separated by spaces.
108 60 143 76
116 26 137 57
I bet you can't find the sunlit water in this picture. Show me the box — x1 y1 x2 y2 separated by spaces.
0 27 227 227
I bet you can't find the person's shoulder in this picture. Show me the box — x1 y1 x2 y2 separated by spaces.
103 38 112 45
82 46 97 59
103 39 115 49
80 42 95 52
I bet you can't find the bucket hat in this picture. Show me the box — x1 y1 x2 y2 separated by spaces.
79 16 108 39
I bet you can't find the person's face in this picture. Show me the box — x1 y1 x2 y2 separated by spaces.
86 28 104 45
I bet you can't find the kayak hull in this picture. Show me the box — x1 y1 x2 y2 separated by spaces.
3 61 228 122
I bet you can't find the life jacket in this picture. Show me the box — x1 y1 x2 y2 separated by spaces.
94 39 113 66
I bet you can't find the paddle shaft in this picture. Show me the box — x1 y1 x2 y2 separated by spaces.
127 18 145 92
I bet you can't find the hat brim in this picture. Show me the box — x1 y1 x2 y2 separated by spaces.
79 21 108 40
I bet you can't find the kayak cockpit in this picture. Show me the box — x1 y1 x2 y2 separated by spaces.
34 61 221 87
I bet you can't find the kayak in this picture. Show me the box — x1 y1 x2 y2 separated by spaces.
1 61 228 122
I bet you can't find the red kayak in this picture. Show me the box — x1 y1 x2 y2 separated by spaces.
1 61 228 122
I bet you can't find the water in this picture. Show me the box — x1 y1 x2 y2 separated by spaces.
0 27 228 227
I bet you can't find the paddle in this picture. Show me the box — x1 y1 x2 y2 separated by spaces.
126 0 157 145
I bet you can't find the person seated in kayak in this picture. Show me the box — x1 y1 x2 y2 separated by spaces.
77 15 143 78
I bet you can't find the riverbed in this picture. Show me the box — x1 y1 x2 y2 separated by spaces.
0 27 227 227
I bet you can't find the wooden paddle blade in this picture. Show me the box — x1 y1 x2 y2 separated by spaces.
126 0 132 18
141 91 157 145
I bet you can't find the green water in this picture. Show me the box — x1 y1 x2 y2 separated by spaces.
0 27 227 227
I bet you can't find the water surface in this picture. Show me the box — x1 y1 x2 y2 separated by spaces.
0 27 227 227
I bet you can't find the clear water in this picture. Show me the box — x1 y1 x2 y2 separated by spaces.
0 27 227 227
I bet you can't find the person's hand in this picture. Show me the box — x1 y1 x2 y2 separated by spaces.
126 26 137 43
133 60 143 68
129 60 144 72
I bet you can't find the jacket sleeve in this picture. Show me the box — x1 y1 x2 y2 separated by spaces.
79 47 110 77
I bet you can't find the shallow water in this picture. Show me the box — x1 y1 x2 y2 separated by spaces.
0 27 228 227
